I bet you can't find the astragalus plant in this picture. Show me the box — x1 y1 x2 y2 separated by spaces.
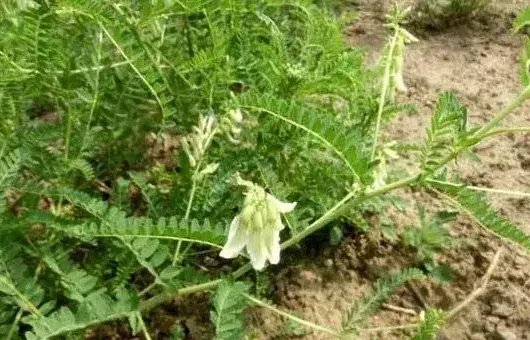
1 1 530 339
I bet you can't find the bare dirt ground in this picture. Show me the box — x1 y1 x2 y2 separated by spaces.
246 1 530 339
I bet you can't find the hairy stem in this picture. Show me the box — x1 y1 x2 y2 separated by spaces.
140 174 419 312
242 293 340 336
172 167 199 265
427 179 530 198
80 30 102 155
140 279 222 311
473 85 530 138
173 127 215 264
283 174 419 250
64 106 73 160
482 126 530 139
371 29 399 160
98 23 166 124
137 312 153 340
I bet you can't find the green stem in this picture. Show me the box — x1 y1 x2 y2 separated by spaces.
427 179 530 198
60 60 134 75
140 174 419 312
137 312 153 340
63 105 72 161
173 165 200 265
6 308 23 340
282 174 419 250
173 125 218 264
5 60 135 76
242 293 340 337
184 177 198 220
140 279 222 312
357 323 418 332
98 23 166 124
371 29 399 160
80 30 102 155
242 105 361 182
473 85 530 138
482 126 530 139
139 282 157 297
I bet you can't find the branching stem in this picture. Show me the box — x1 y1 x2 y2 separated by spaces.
483 126 530 139
140 174 420 311
473 85 530 138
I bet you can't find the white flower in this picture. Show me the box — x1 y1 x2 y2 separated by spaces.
219 183 296 270
229 108 243 124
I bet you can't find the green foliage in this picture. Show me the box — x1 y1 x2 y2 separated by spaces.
343 268 425 331
55 188 227 248
0 149 21 185
25 288 139 339
211 280 249 340
432 183 530 250
421 92 467 174
402 207 456 263
0 0 528 338
0 0 376 335
515 7 530 87
514 6 530 33
519 36 530 87
411 309 446 340
233 93 373 184
0 0 379 334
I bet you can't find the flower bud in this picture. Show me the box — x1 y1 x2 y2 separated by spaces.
230 108 243 124
219 177 297 270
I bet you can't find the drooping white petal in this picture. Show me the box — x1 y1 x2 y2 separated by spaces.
220 216 248 259
267 194 297 213
267 231 281 265
246 230 267 271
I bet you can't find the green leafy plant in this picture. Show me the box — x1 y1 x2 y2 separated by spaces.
412 309 446 340
0 1 529 339
342 268 426 333
211 281 248 340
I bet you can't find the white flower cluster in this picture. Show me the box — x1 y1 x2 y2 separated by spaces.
220 108 244 144
220 177 296 270
181 115 217 169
